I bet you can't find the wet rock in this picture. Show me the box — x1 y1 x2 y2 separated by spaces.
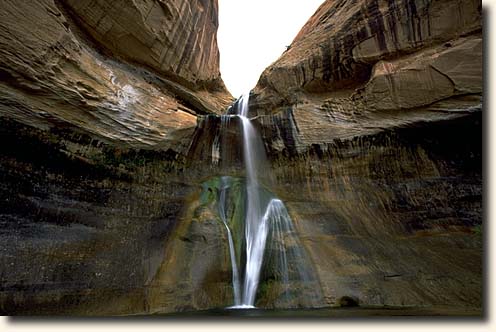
0 0 231 315
262 113 482 310
244 1 482 312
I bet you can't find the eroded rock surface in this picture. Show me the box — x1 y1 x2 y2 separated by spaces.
0 0 483 315
183 110 481 311
236 0 483 313
0 0 231 315
251 0 482 148
61 0 225 89
0 0 231 151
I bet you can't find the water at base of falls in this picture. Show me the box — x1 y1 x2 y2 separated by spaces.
226 304 256 310
213 93 321 309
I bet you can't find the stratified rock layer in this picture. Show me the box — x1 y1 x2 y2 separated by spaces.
0 0 482 316
251 0 482 147
0 120 193 315
180 110 481 311
0 0 231 315
61 0 225 89
266 114 482 309
0 0 231 151
239 0 482 313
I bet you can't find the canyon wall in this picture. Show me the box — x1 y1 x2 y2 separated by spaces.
0 0 232 315
251 0 482 145
244 0 483 312
184 110 482 312
0 0 231 151
0 0 483 315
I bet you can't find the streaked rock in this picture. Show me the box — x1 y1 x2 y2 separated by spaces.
0 0 232 152
251 0 482 150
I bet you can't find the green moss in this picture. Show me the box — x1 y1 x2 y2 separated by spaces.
473 224 482 235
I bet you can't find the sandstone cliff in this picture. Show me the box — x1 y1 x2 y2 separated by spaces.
0 0 231 151
234 0 483 313
61 0 225 91
0 0 232 315
0 0 483 315
251 0 482 149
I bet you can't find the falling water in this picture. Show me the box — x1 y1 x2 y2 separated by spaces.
236 94 269 308
215 93 321 309
218 176 242 306
264 199 290 291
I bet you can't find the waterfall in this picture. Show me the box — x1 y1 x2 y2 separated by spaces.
218 176 242 306
236 94 268 308
216 93 321 309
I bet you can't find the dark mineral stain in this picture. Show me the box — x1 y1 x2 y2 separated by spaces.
367 0 388 52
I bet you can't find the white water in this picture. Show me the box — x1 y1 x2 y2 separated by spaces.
222 94 264 307
219 176 242 306
236 94 270 307
264 199 290 290
221 93 321 309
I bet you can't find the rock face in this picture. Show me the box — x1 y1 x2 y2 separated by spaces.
251 0 482 145
0 0 231 151
264 114 482 309
241 0 483 313
180 110 482 311
0 0 482 315
0 0 231 315
0 120 195 315
61 0 225 90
